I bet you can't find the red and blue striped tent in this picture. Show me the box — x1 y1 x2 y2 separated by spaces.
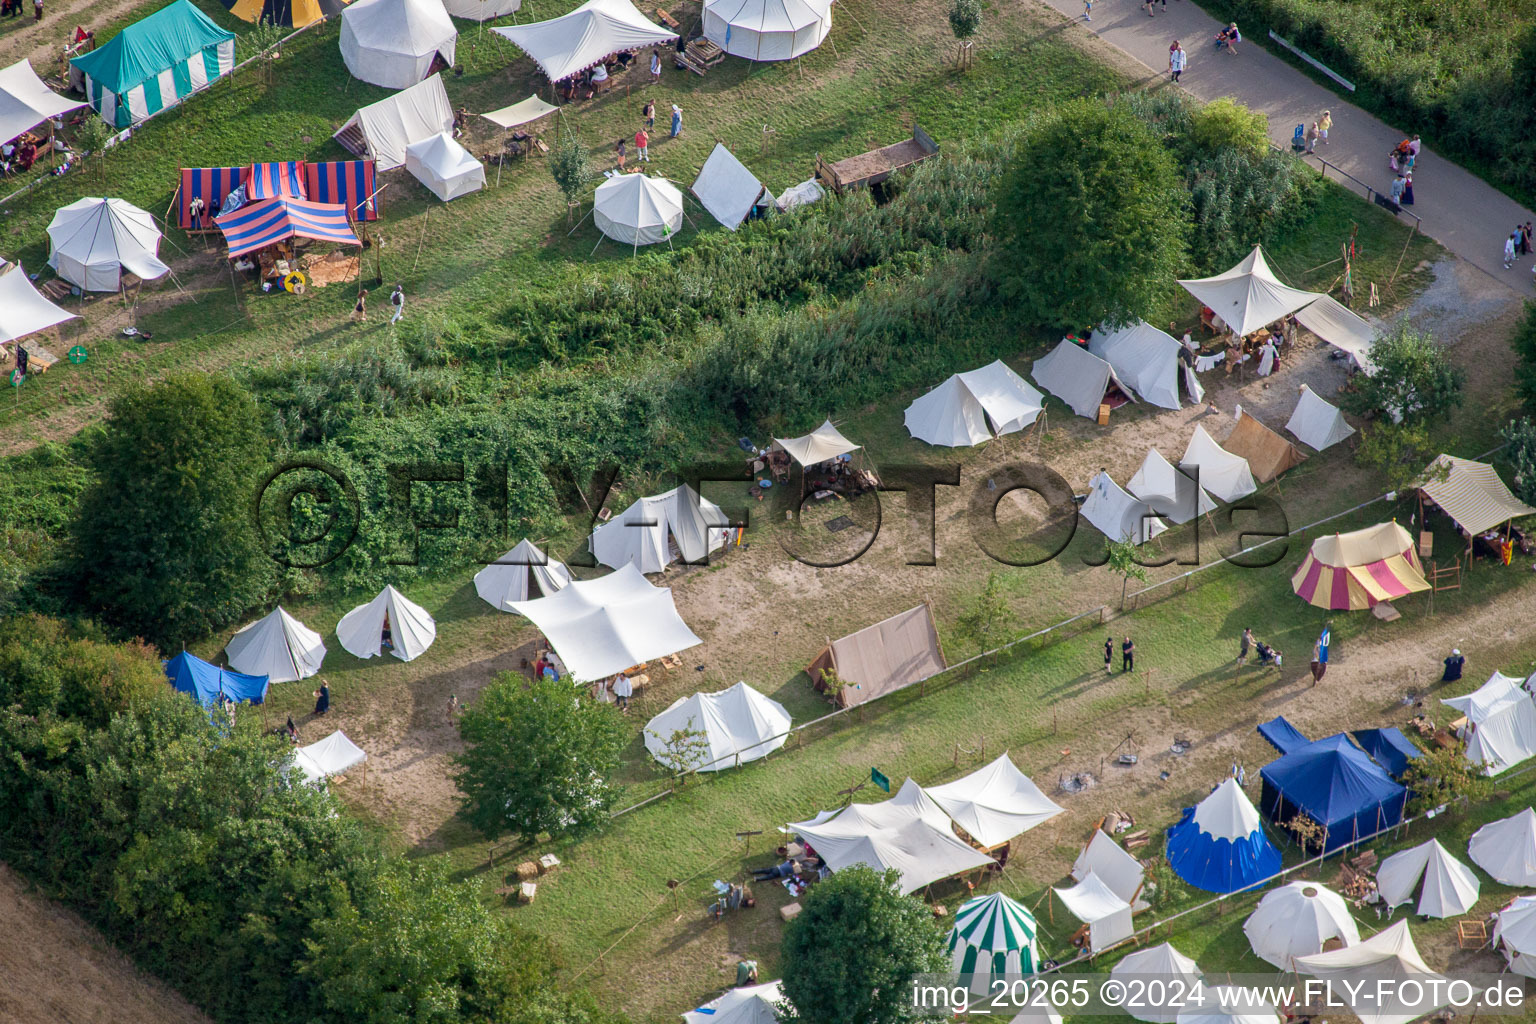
177 165 245 228
305 159 379 222
216 197 360 258
245 160 308 201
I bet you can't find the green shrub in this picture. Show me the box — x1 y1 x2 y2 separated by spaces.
1190 96 1271 161
1511 300 1536 413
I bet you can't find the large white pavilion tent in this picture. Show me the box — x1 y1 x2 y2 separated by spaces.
922 752 1063 847
592 173 685 250
701 0 831 60
339 0 457 89
1494 895 1536 978
770 418 860 467
1177 245 1322 339
1242 882 1359 970
1110 942 1202 1024
333 74 454 171
494 0 676 82
46 197 169 292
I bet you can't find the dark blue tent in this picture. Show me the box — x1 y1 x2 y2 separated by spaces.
1165 779 1282 894
1351 727 1423 780
1257 715 1310 755
164 651 269 707
1259 733 1408 855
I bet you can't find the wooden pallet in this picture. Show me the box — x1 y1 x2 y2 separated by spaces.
675 38 726 75
655 6 679 26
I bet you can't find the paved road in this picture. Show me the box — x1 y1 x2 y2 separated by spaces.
1036 0 1536 297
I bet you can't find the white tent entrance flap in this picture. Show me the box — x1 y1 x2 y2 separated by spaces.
405 131 485 201
334 74 454 171
335 585 437 661
1089 320 1189 410
1128 448 1217 525
905 360 1043 447
702 0 831 61
1054 872 1133 952
493 0 677 82
643 680 791 772
1030 340 1134 420
474 538 571 610
225 606 326 682
1180 425 1257 503
339 0 457 89
691 144 772 230
293 730 367 785
590 484 731 574
1081 471 1168 546
1177 245 1323 338
1285 384 1355 451
0 263 77 343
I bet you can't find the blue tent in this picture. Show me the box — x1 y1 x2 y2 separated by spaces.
1351 727 1423 779
1257 715 1310 755
164 651 269 707
1259 733 1407 854
1165 778 1281 894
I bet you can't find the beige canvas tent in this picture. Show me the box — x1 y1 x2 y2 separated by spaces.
1418 454 1536 537
1222 413 1305 483
808 604 944 707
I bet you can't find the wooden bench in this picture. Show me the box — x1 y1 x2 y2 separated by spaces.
655 7 679 26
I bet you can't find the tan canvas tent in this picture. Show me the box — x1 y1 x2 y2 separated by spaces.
808 604 944 707
1418 454 1536 536
1223 413 1304 483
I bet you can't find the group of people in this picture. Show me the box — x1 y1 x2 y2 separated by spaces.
0 135 41 176
1236 626 1284 670
1504 222 1536 271
1302 111 1333 153
1103 636 1135 673
0 0 41 21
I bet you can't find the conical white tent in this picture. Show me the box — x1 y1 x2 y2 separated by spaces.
643 681 791 772
292 730 367 785
493 0 677 82
1376 838 1479 918
702 0 831 60
441 0 520 19
224 606 326 682
923 752 1064 847
691 144 771 230
1174 986 1279 1024
0 263 77 344
405 131 485 201
1128 449 1217 525
335 585 437 661
1071 829 1147 909
1165 777 1281 895
947 891 1039 995
1177 245 1322 339
340 0 457 89
1242 882 1359 970
46 197 169 292
1442 671 1536 775
1090 320 1189 410
474 538 571 610
590 484 731 574
1294 920 1446 1024
683 980 784 1024
905 361 1044 447
770 419 859 467
1110 943 1202 1024
1180 425 1257 503
1468 807 1536 885
1494 896 1536 978
1054 872 1133 952
1285 385 1354 451
593 174 684 248
1030 340 1134 420
1081 470 1169 545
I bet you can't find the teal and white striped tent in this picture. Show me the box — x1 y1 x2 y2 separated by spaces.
72 0 235 129
947 891 1039 995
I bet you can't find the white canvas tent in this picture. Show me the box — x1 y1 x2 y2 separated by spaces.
1071 829 1148 909
334 74 454 171
508 563 702 682
1180 425 1257 503
691 144 772 230
923 752 1064 847
683 980 784 1024
592 173 684 249
1468 807 1536 886
493 0 677 82
904 361 1044 447
701 0 831 60
1053 872 1133 951
225 606 326 683
1090 320 1194 410
1242 883 1359 970
405 131 485 201
474 538 571 610
771 418 859 467
1376 838 1479 919
643 680 790 772
335 585 437 661
590 484 731 574
1030 340 1133 420
0 58 85 146
1174 986 1279 1024
480 94 558 129
0 263 77 344
1081 471 1169 546
1494 896 1536 978
1110 943 1202 1024
46 197 169 292
1293 295 1377 374
1177 245 1322 339
441 0 520 19
1442 671 1536 775
1285 384 1355 451
339 0 457 89
1294 921 1446 1024
293 730 367 785
1128 449 1217 525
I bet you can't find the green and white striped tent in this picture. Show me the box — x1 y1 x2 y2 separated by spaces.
947 891 1039 994
72 0 235 129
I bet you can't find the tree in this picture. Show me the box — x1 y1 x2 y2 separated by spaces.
1105 538 1150 609
1339 325 1466 425
779 865 948 1024
1400 744 1492 816
1502 416 1536 505
73 373 275 647
549 137 594 223
0 614 165 726
1189 97 1271 161
947 0 980 68
74 117 114 180
647 722 714 776
996 100 1188 328
1353 420 1441 493
455 673 626 841
954 572 1020 658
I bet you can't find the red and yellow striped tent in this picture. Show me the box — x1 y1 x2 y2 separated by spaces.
1291 521 1429 611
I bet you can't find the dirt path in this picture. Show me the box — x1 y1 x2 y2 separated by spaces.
0 0 155 74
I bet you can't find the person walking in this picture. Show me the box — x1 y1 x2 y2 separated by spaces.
615 137 627 170
1524 222 1534 257
1401 170 1414 205
1103 636 1113 673
670 103 682 138
1121 636 1135 673
635 127 649 162
1317 110 1332 145
1507 232 1519 270
1388 174 1405 205
1168 42 1186 82
649 48 662 83
313 680 331 716
350 288 367 322
389 283 404 323
1316 622 1331 679
1238 626 1254 666
1082 0 1091 20
1516 224 1528 261
1309 640 1325 684
1442 648 1466 682
613 672 633 710
643 98 656 129
32 0 41 22
1142 0 1154 16
1305 121 1320 154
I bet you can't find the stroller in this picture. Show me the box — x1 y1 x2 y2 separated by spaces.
1255 642 1282 668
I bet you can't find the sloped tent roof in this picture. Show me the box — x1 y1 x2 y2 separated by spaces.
493 0 677 81
643 680 791 772
1166 777 1281 895
1294 920 1446 1024
591 483 730 574
0 263 77 344
1177 245 1322 339
787 778 995 893
948 891 1039 995
771 418 860 467
47 197 169 292
1009 1001 1064 1024
1071 829 1147 909
224 606 327 683
1468 807 1536 886
593 173 684 247
923 751 1064 847
293 730 367 785
905 360 1044 447
1376 838 1479 918
1030 340 1134 420
1442 670 1536 775
1494 895 1536 978
1257 715 1310 755
1110 943 1202 1024
481 94 558 129
216 197 360 259
1293 295 1377 375
702 0 831 60
72 0 233 95
441 0 521 19
474 538 571 610
1350 727 1422 779
221 0 348 27
1174 986 1280 1024
508 563 703 682
334 74 453 171
1222 413 1304 483
1129 449 1217 525
1419 454 1536 536
164 650 270 706
683 981 784 1024
340 0 457 89
692 144 771 230
1242 882 1360 970
1285 384 1355 451
807 604 945 708
335 584 437 661
1291 521 1429 611
405 130 485 201
0 58 85 144
1090 320 1186 410
1179 425 1257 503
1053 872 1133 952
1081 471 1169 546
1258 734 1407 854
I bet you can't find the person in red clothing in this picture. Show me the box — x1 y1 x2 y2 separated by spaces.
635 127 650 163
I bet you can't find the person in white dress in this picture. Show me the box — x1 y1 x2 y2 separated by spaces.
1256 338 1278 377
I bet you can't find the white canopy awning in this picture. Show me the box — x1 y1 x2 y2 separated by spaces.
334 74 454 171
335 585 437 662
1128 448 1217 525
293 730 367 785
46 197 169 292
1090 320 1187 410
593 173 684 248
1442 671 1536 775
1468 807 1536 886
1180 425 1257 503
683 980 785 1024
922 752 1063 847
480 94 558 129
1177 245 1323 339
691 144 769 230
702 0 831 61
905 361 1043 447
1242 882 1359 970
1494 896 1536 978
1419 454 1536 536
1030 340 1133 420
1054 872 1133 951
405 130 485 201
1285 384 1355 451
1294 920 1446 1024
771 418 860 467
1111 943 1202 1024
590 484 731 574
0 58 85 145
493 0 677 81
1081 471 1169 546
1293 295 1377 374
644 680 791 772
1071 829 1147 909
474 538 571 610
339 0 457 89
225 605 326 683
0 263 77 344
1376 838 1479 918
